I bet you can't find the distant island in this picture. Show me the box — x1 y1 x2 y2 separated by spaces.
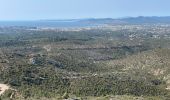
0 16 170 27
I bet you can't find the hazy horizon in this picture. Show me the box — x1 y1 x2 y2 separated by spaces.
0 0 170 21
0 16 170 22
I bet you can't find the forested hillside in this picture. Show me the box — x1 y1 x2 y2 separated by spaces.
0 24 170 99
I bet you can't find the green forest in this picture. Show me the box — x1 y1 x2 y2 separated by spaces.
0 25 170 100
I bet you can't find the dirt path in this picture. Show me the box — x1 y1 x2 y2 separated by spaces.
0 84 9 95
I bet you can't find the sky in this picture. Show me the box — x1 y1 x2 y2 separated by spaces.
0 0 169 20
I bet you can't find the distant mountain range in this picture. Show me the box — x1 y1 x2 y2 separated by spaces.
117 16 170 24
74 16 170 24
0 16 170 27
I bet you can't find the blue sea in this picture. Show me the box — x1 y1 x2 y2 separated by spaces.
0 20 98 28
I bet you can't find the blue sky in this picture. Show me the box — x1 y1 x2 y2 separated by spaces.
0 0 169 20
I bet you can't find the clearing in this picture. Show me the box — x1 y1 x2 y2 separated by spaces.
0 84 9 95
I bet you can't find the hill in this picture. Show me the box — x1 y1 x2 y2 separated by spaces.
0 24 170 99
